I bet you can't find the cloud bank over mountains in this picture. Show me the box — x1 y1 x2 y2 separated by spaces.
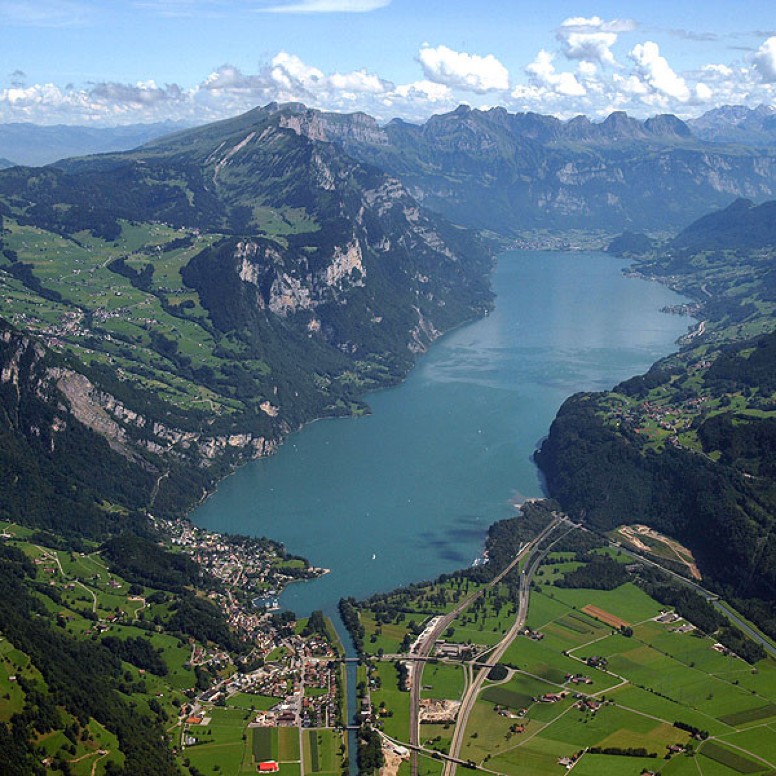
1 14 775 126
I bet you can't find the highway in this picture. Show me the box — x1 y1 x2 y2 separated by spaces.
442 520 572 776
407 516 563 776
612 541 776 659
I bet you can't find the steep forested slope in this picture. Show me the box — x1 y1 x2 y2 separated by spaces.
537 203 776 636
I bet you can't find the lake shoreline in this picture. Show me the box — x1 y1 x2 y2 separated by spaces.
190 250 691 616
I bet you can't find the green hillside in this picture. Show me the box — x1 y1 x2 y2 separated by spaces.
538 202 776 638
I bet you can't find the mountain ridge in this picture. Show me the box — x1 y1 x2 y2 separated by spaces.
0 103 494 528
237 102 776 234
0 119 193 167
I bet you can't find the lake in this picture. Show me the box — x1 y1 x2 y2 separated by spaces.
191 250 690 615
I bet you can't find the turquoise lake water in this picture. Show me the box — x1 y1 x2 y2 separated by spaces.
192 250 690 615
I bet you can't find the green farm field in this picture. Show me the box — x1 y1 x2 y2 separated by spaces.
303 728 343 775
420 662 464 701
452 554 776 775
371 660 411 741
185 708 255 775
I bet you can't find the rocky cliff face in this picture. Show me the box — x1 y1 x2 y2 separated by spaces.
0 324 276 470
0 103 495 530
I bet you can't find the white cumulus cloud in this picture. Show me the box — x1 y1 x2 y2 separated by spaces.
753 36 776 82
557 16 637 67
418 44 509 93
629 41 690 102
524 50 586 96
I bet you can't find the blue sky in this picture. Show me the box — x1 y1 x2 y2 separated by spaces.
1 0 775 125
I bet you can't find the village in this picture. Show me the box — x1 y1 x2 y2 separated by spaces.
606 390 712 450
160 519 344 732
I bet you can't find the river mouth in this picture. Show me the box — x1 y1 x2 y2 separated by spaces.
191 250 691 615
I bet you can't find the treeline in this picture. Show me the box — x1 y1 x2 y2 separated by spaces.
357 726 384 772
705 330 776 395
338 598 364 656
674 721 709 740
536 393 776 615
587 746 657 758
101 535 200 592
301 609 327 638
168 594 240 652
101 635 168 676
641 573 766 664
466 500 557 584
556 555 629 591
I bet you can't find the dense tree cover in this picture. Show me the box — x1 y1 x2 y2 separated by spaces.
338 598 364 656
101 636 168 676
0 322 155 540
670 198 776 254
168 593 240 652
0 545 179 775
301 609 327 639
606 231 657 256
536 395 776 615
101 535 200 592
107 256 155 291
555 554 629 590
357 725 384 772
698 414 776 477
465 500 557 584
704 330 776 395
487 664 509 681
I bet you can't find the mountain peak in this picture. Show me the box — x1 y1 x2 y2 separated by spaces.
644 113 691 138
688 104 776 146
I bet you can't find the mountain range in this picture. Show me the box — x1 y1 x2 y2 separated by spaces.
231 102 776 234
2 103 776 232
688 104 776 146
0 120 192 167
3 100 776 527
0 101 493 532
1 100 776 773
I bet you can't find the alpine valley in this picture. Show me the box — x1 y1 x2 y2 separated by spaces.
1 102 776 776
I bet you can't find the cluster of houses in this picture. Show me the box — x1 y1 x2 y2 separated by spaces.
165 519 324 645
521 627 545 641
573 696 602 714
610 395 711 448
565 673 593 685
656 610 697 634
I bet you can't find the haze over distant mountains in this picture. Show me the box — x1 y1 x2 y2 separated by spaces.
172 101 776 234
2 103 776 170
0 120 191 167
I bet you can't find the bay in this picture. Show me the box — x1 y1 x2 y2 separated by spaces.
192 250 690 615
